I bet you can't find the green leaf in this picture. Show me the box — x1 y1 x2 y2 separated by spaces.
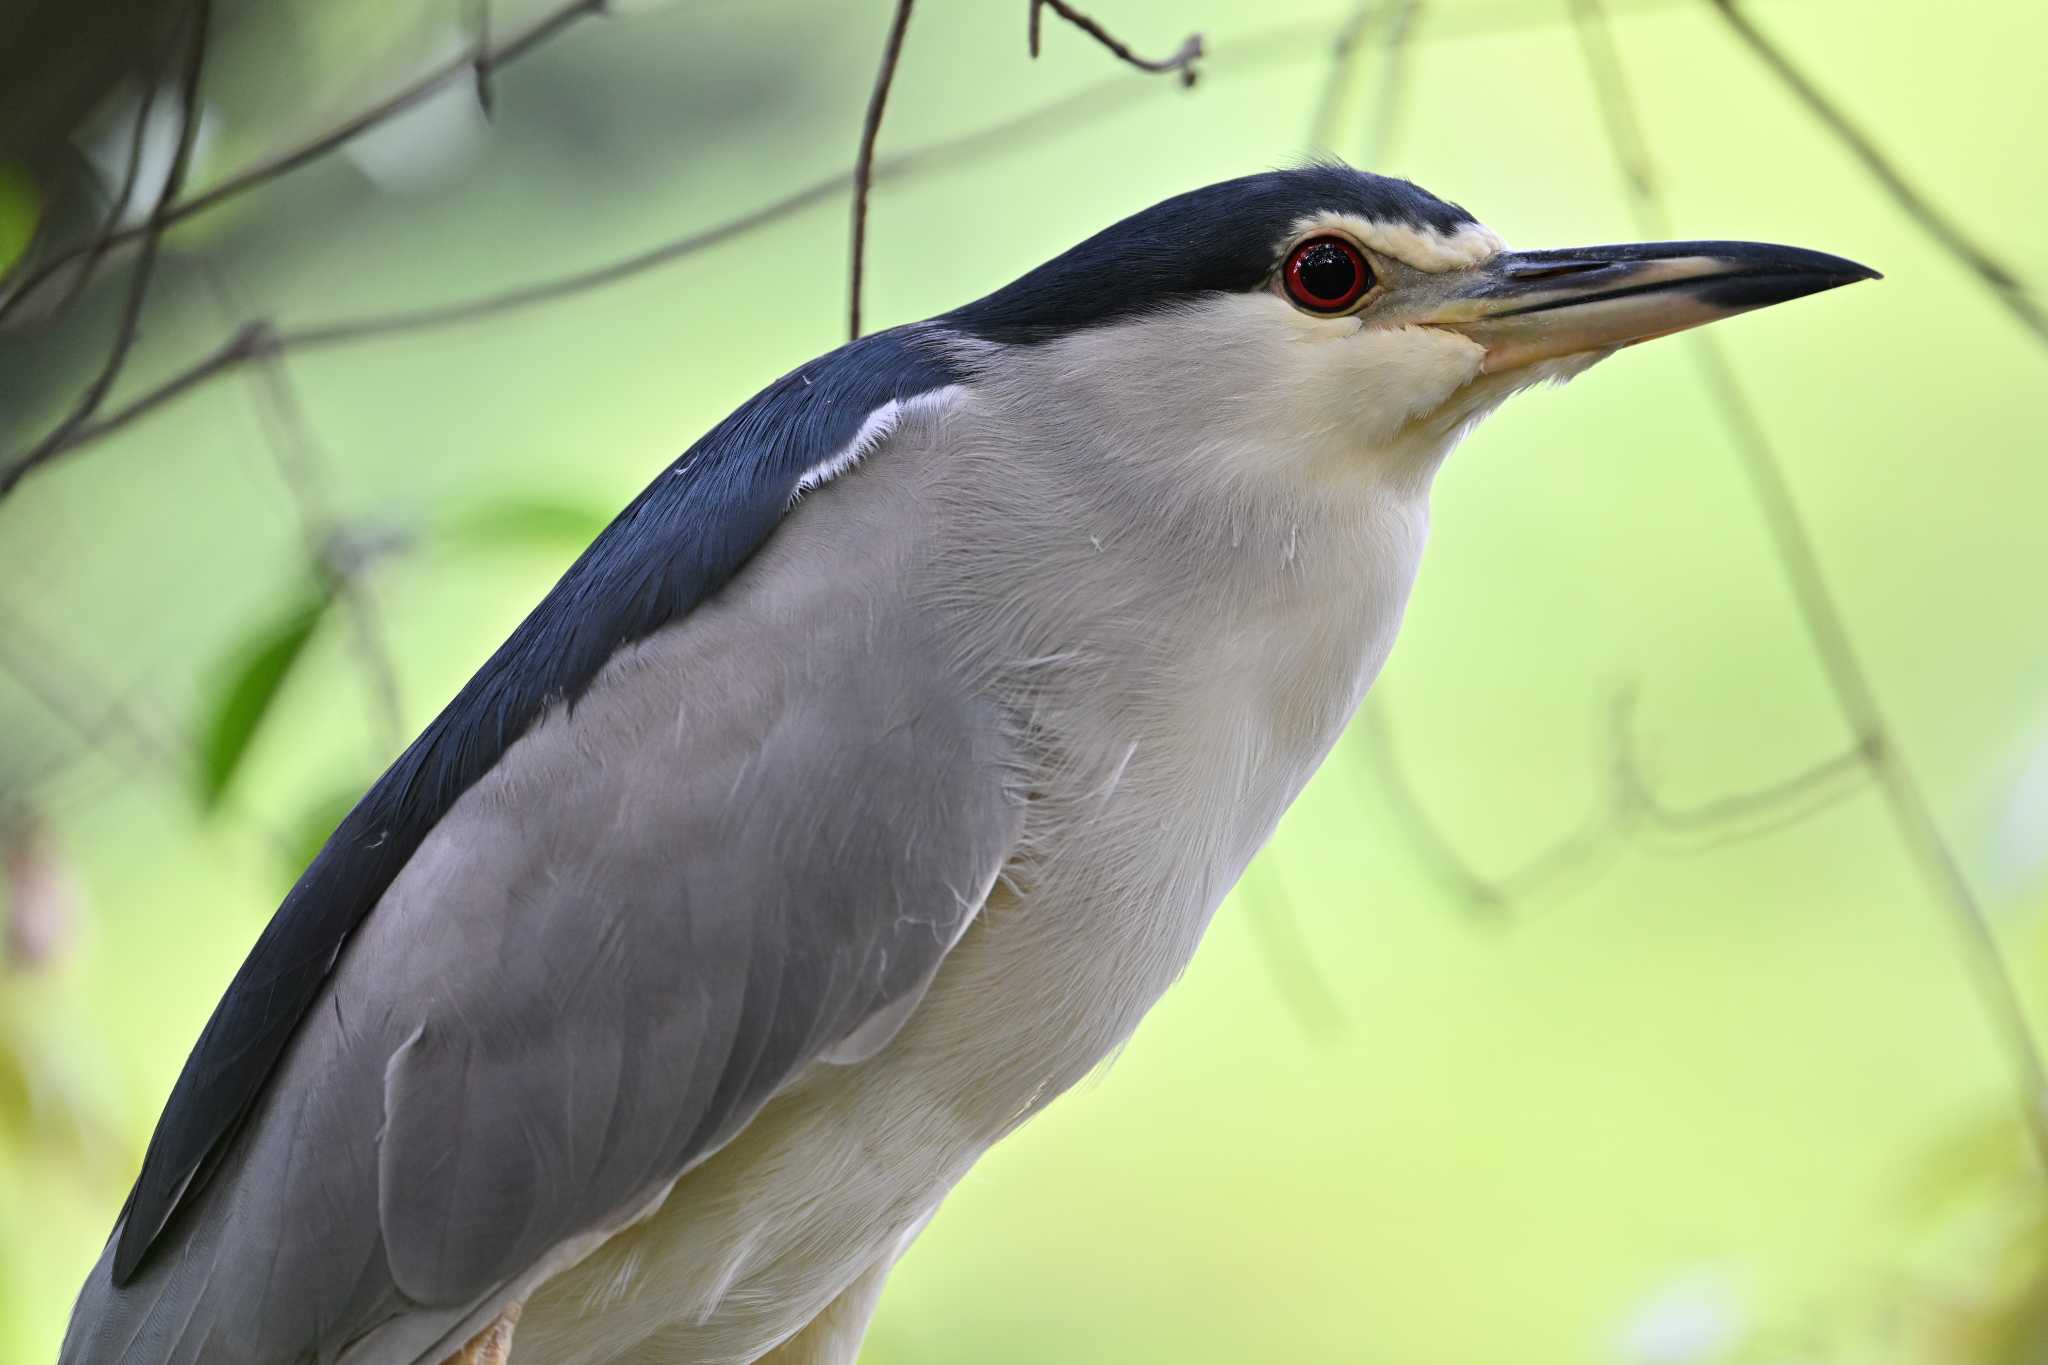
0 1030 29 1143
444 497 612 555
0 163 36 280
197 594 332 811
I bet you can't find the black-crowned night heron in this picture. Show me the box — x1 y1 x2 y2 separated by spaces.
62 164 1875 1365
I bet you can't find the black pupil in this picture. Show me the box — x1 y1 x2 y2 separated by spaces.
1297 242 1359 301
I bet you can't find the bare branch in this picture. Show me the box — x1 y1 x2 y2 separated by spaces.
469 0 498 120
1306 2 1382 153
1607 686 1873 849
1569 0 1655 207
244 355 409 759
0 73 160 332
1574 0 2048 1168
0 599 190 787
850 0 917 341
1029 0 1202 85
1707 0 2048 350
0 0 607 317
1236 861 1349 1038
1362 0 1422 167
1352 698 1510 914
0 596 295 858
1 0 211 491
4 41 1228 489
1359 0 1425 167
0 2 1745 499
197 259 409 760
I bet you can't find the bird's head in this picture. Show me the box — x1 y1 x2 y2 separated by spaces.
945 164 1877 495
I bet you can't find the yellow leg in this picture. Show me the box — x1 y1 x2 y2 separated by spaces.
446 1302 523 1365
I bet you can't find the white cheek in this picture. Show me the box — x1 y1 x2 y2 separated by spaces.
1297 324 1486 445
976 294 1490 495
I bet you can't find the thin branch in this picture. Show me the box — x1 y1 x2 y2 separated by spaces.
1352 693 1634 914
1029 0 1202 85
1707 0 2048 350
1 0 210 490
5 37 1229 487
1306 2 1382 153
0 0 607 316
0 598 294 856
0 600 189 786
244 353 408 759
1607 686 1873 849
469 0 498 120
0 73 160 331
198 260 409 759
1237 860 1349 1037
850 0 917 342
1571 0 1655 206
1574 0 2048 1168
1364 0 1421 168
1353 698 1510 914
0 3 1723 497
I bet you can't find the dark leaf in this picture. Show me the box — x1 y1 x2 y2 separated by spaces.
0 161 35 279
197 592 331 811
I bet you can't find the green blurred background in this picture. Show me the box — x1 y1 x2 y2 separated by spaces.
2 0 2045 1360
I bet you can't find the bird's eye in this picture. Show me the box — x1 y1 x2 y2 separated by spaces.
1283 237 1372 313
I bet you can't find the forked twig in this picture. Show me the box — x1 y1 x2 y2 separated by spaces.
2 0 210 491
1029 0 1202 85
1573 0 2048 1167
0 0 607 317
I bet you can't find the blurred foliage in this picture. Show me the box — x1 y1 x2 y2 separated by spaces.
0 165 34 278
195 588 331 810
1 0 2044 1361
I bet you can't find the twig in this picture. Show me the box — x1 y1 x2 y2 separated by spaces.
1356 692 1633 914
1365 0 1421 167
197 259 409 758
3 39 1225 488
1354 698 1509 913
0 0 607 317
1236 860 1348 1037
850 0 917 342
1574 0 2048 1168
1706 0 2047 350
469 0 498 120
1608 686 1872 849
1029 0 1202 85
1 0 210 491
0 73 160 331
1306 2 1381 153
0 598 294 856
0 3 1725 497
0 601 189 786
244 352 408 759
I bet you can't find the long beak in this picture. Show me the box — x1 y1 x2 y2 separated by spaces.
1426 241 1880 373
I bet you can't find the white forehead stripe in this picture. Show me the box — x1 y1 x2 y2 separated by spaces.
1289 211 1506 273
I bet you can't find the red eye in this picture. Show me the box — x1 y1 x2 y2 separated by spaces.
1283 237 1372 312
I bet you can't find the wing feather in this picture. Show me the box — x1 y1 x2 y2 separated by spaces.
62 339 1012 1365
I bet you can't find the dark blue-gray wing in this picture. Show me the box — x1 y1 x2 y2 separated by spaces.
105 326 961 1288
61 394 1020 1363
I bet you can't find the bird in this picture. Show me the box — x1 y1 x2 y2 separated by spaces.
61 163 1875 1365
